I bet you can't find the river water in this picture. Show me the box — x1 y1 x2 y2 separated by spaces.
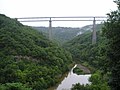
56 64 91 90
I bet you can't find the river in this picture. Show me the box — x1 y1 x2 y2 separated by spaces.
56 64 91 90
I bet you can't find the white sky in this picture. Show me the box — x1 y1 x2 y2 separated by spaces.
0 0 117 27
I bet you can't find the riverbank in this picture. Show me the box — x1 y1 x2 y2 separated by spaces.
47 63 75 90
76 64 91 74
56 64 91 90
48 63 91 90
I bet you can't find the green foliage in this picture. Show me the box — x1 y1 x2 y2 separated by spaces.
102 0 120 89
34 24 103 45
34 27 81 44
72 83 90 90
0 83 32 90
89 71 110 90
73 67 84 75
0 14 73 89
64 24 110 89
64 27 108 70
71 71 110 90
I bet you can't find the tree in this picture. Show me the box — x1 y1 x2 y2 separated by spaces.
0 14 73 90
103 0 120 89
0 83 32 90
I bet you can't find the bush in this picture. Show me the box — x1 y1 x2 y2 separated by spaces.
0 83 32 90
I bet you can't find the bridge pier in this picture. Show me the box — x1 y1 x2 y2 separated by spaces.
49 18 52 40
92 17 96 44
17 16 106 42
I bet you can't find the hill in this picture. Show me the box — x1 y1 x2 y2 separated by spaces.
33 27 80 44
76 24 103 35
0 14 73 90
63 24 107 69
33 24 103 45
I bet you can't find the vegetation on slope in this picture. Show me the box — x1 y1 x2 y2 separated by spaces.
64 28 108 70
0 14 73 90
72 71 110 90
73 67 84 75
102 0 120 89
64 24 110 89
33 27 80 44
66 1 120 89
34 24 103 45
73 64 91 75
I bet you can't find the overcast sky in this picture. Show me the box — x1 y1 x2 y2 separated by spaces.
0 0 117 27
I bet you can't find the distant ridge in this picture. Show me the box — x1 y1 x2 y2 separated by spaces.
33 24 103 44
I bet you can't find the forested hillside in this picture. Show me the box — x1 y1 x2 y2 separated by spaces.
33 27 80 44
0 14 73 90
64 26 107 69
64 25 111 89
34 24 103 45
65 1 120 89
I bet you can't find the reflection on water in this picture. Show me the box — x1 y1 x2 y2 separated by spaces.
56 64 91 90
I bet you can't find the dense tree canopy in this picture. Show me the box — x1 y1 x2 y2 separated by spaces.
64 23 110 89
103 0 120 89
66 0 120 90
0 14 73 89
64 28 108 70
1 1 120 88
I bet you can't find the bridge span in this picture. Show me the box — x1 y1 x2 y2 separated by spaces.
15 16 107 44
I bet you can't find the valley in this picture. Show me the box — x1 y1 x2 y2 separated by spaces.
0 14 105 90
0 3 119 89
